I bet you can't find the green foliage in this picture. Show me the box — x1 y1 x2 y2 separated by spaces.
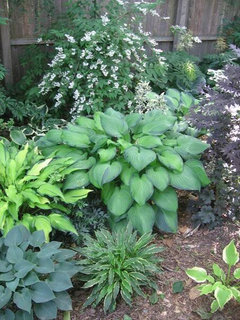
0 139 91 238
77 225 163 313
170 25 202 51
35 0 165 118
37 106 209 234
0 225 78 319
221 16 240 47
186 240 240 313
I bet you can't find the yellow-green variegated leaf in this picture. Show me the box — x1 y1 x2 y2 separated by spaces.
49 213 78 235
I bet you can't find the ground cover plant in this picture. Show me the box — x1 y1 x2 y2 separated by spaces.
186 240 240 313
0 225 78 319
77 225 163 313
0 139 91 238
37 106 210 234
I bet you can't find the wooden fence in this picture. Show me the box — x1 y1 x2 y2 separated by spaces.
1 0 240 84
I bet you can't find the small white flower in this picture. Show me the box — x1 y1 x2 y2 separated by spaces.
65 34 76 43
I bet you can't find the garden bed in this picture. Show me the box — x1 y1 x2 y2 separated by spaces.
66 214 240 320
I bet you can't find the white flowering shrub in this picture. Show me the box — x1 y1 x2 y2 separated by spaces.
38 0 165 118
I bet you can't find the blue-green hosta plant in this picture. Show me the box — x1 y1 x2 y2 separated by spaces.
77 225 163 313
0 139 91 239
37 107 210 234
0 225 78 319
186 240 240 313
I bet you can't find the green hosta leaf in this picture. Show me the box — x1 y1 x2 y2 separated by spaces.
170 164 201 191
128 204 155 234
6 278 19 292
71 157 96 170
10 129 26 145
120 164 137 186
34 301 57 320
98 147 116 162
212 264 226 281
146 167 169 192
62 130 90 148
166 88 181 101
125 113 141 129
89 162 122 188
38 183 64 199
49 213 78 235
214 286 233 309
175 135 209 156
54 291 72 311
158 150 183 172
23 272 39 286
199 284 214 295
75 116 95 129
101 182 115 205
234 268 240 279
4 225 28 246
222 240 239 266
130 174 153 206
185 159 210 187
124 146 156 171
136 136 162 148
6 247 23 263
186 267 208 283
155 207 178 233
0 287 12 309
34 216 52 242
142 116 176 135
47 272 73 292
63 171 89 191
153 187 178 212
100 111 128 138
15 310 33 320
15 259 35 278
45 129 63 144
30 230 46 247
13 288 31 313
0 141 9 167
31 282 55 303
107 185 133 216
35 258 54 274
37 242 61 259
64 189 91 203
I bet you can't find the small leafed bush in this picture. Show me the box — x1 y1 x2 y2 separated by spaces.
0 225 78 319
77 225 163 313
37 107 210 234
0 139 91 238
186 240 240 312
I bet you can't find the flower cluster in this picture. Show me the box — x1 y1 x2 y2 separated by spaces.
170 25 202 51
37 0 165 119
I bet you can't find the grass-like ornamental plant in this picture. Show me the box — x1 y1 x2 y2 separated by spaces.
186 240 240 313
37 107 210 234
0 139 91 238
0 225 79 319
77 225 163 313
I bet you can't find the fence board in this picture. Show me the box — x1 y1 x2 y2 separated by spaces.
1 0 239 83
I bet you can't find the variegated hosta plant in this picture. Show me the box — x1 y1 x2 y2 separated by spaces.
37 107 210 234
0 139 91 239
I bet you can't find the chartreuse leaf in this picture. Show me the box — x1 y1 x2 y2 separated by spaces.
214 286 233 309
199 284 214 295
49 213 78 235
27 158 52 176
234 268 240 279
107 185 133 216
222 240 239 266
211 299 219 313
34 216 52 242
130 174 153 206
186 267 208 283
38 183 64 199
124 146 156 171
64 189 91 203
212 264 226 282
128 204 155 234
158 150 183 172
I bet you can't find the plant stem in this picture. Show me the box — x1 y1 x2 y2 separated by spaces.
63 311 71 320
226 265 232 286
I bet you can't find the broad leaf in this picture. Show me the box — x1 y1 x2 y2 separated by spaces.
64 189 91 203
10 130 26 145
89 162 122 188
214 286 233 309
155 207 178 233
0 287 12 309
34 216 52 242
186 267 208 283
13 288 31 313
170 164 201 191
98 147 116 162
47 272 73 292
34 301 57 320
175 135 209 156
100 112 128 137
128 204 155 234
234 268 240 279
130 174 153 206
153 187 178 212
146 167 169 191
49 214 78 235
222 240 239 266
31 282 55 303
63 171 89 190
107 185 133 216
54 291 72 311
136 136 162 148
158 150 183 172
124 146 156 171
185 159 210 187
62 130 90 148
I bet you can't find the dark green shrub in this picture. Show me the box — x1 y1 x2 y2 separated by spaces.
77 225 163 313
0 225 78 319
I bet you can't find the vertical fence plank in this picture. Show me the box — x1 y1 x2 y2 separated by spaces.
173 0 190 50
0 0 13 85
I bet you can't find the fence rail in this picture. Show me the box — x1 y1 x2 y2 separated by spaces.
1 0 239 84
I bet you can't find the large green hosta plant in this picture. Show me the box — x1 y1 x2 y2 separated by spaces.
37 108 210 234
0 139 91 239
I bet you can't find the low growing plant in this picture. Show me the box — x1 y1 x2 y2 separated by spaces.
37 107 210 234
0 139 91 238
186 240 240 313
77 225 163 313
0 225 78 319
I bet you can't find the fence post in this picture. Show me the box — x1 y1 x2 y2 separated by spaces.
0 0 13 85
173 0 190 50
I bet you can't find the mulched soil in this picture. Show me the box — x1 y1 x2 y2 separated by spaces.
57 202 240 320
